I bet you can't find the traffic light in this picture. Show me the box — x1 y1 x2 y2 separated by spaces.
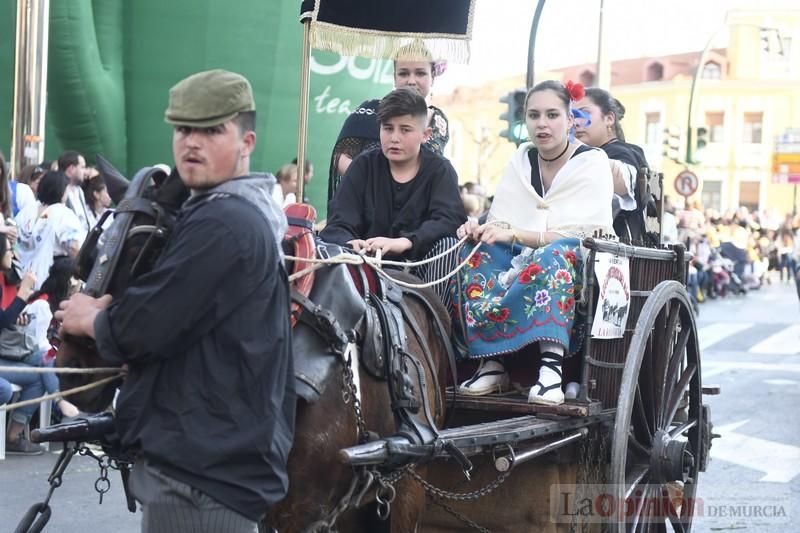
662 126 682 163
499 88 528 144
687 126 709 164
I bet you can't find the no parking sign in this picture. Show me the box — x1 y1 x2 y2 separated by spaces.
675 170 699 197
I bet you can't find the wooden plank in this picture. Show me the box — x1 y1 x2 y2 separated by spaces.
447 391 602 417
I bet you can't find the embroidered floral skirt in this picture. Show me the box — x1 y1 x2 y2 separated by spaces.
452 238 582 359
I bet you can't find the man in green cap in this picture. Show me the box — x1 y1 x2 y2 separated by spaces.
57 69 293 532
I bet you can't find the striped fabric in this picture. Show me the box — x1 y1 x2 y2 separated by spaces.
130 460 261 533
411 236 459 310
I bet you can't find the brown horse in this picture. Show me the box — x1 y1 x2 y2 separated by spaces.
57 170 454 532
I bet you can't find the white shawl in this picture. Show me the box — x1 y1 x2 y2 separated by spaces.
489 142 615 238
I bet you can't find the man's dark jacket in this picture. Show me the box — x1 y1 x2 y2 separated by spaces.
94 177 295 521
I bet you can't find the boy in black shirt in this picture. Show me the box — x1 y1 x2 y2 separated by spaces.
321 87 465 304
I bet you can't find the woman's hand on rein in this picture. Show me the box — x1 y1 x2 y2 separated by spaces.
478 224 514 245
456 219 482 241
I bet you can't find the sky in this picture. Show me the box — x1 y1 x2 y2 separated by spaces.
436 0 800 92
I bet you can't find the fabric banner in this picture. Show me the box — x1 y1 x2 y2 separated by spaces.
299 0 475 63
590 252 631 339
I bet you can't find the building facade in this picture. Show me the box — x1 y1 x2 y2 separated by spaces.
434 10 800 216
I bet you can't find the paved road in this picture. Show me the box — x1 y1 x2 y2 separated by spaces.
692 279 799 532
1 280 797 532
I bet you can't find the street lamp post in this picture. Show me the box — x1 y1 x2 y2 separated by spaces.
526 0 546 89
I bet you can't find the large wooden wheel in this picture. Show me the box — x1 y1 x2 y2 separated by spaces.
610 280 704 532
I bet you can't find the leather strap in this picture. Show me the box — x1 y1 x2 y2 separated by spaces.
291 290 349 356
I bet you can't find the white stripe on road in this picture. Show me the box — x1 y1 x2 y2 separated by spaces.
748 324 800 355
712 420 800 483
703 361 800 379
698 322 754 351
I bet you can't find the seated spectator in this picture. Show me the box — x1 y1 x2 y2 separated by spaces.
14 170 85 290
3 256 82 418
0 376 12 406
320 87 466 306
0 236 46 454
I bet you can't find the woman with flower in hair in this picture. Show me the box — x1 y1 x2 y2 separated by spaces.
327 41 450 201
574 88 651 243
453 80 615 405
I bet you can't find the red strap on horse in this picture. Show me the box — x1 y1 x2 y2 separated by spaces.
283 203 317 327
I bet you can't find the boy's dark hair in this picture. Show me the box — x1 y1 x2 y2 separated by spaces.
57 150 82 171
36 170 69 205
233 111 256 134
377 87 428 125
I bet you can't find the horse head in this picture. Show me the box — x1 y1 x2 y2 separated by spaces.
57 164 189 413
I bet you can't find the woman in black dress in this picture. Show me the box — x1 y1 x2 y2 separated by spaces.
574 88 651 243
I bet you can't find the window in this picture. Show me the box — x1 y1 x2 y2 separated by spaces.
738 181 760 212
743 112 763 144
645 112 661 145
701 181 722 212
705 112 724 143
702 61 721 79
646 62 664 81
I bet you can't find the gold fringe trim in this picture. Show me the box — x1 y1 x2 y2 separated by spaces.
308 22 473 64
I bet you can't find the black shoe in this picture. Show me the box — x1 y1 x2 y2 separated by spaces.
6 433 45 456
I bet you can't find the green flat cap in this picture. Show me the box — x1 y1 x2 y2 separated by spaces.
165 69 255 128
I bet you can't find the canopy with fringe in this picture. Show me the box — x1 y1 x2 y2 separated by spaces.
299 0 475 63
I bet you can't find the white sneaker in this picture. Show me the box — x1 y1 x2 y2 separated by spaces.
458 359 510 396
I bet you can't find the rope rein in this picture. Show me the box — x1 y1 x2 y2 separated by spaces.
0 372 125 412
285 226 504 288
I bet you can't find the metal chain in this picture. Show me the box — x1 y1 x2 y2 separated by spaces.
571 431 591 533
406 465 511 502
429 496 492 533
341 352 370 443
78 445 134 505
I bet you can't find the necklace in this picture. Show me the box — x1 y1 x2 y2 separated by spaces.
538 141 569 162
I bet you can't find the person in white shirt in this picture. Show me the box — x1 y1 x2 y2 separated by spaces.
58 151 92 233
14 170 85 290
276 163 298 206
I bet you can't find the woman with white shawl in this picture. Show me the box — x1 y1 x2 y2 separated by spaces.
453 80 615 405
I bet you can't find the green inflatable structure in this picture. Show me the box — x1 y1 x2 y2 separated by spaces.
0 0 394 215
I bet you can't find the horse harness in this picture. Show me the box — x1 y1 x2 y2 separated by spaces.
78 166 177 297
290 266 451 451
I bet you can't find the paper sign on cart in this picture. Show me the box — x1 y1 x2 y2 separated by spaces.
590 252 631 339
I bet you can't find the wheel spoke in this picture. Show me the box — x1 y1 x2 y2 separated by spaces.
634 385 653 444
664 364 696 428
669 419 697 439
628 476 651 531
625 464 650 500
629 430 651 458
667 496 688 533
659 323 690 429
659 328 691 429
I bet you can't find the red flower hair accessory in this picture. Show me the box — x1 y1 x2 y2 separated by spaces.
564 80 585 101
